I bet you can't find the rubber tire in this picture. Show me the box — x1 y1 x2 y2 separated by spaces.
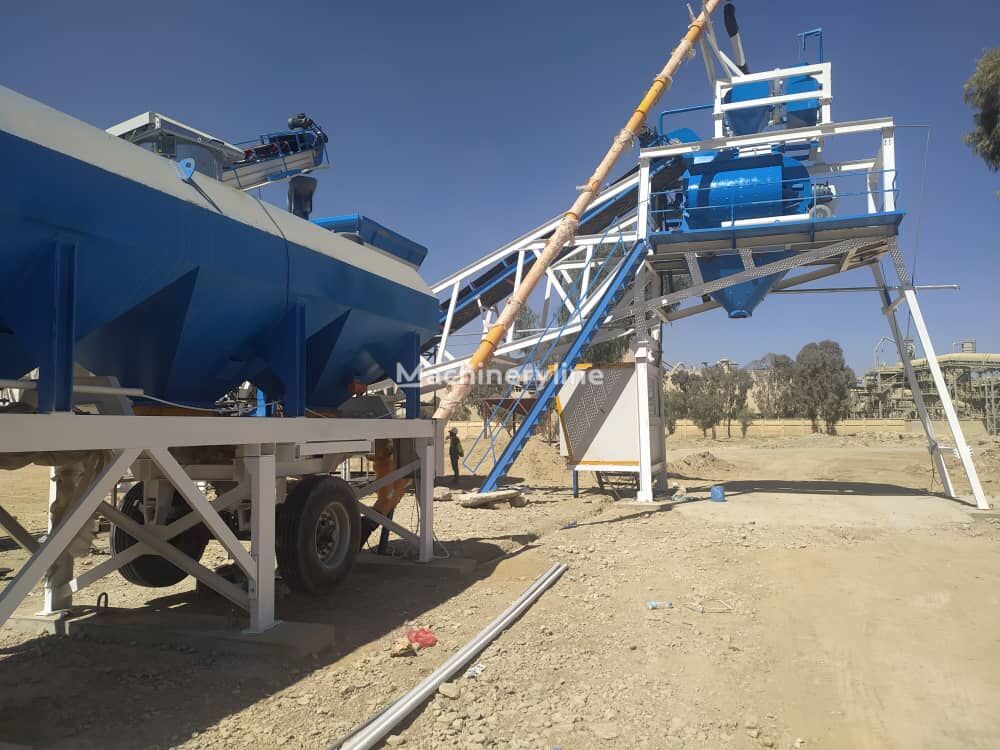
276 475 360 595
110 483 211 588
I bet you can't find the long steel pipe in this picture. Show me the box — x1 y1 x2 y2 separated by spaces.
336 563 568 750
432 1 722 422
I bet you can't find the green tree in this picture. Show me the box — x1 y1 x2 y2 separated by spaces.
964 48 1000 171
749 353 797 418
720 366 753 437
737 406 753 437
791 341 855 434
662 387 686 435
676 365 726 439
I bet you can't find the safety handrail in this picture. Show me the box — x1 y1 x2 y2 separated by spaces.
462 220 630 474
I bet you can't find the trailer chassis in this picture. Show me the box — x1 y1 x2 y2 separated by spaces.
0 414 436 634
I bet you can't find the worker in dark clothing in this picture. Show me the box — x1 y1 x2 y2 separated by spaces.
448 427 464 484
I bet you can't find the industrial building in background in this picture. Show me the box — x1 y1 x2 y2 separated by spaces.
853 340 1000 433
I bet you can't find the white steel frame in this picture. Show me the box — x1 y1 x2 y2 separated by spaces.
628 78 985 507
713 62 833 137
425 172 643 386
0 414 437 633
420 57 989 509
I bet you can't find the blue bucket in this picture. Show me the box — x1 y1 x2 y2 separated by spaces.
709 485 726 502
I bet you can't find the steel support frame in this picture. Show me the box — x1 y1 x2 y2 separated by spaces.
428 219 639 377
712 62 833 138
873 260 989 509
633 265 656 502
0 415 438 633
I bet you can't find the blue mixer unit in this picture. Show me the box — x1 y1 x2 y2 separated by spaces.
683 150 814 230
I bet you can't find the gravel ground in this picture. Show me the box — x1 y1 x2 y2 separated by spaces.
1 433 999 749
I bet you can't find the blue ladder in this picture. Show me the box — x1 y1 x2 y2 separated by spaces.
478 239 648 492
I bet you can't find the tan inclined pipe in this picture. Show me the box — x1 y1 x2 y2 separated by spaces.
433 0 722 422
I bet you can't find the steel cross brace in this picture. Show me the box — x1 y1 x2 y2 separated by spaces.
99 500 249 609
61 482 249 599
625 238 887 321
0 449 140 627
0 505 40 552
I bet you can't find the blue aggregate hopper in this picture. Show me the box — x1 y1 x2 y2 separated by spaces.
0 86 439 412
696 250 795 318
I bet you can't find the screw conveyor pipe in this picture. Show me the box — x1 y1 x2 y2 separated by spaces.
433 0 723 422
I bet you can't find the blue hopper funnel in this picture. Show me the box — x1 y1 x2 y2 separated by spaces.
696 250 795 318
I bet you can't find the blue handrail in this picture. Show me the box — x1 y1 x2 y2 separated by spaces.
462 219 631 475
478 238 650 492
658 103 714 139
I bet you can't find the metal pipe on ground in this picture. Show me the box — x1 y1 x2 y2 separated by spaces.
333 563 569 750
432 0 723 424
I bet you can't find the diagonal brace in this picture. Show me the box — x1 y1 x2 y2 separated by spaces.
100 501 248 609
65 482 247 597
0 449 140 627
148 448 255 576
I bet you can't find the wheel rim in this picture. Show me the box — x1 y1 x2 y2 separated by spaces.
314 501 350 570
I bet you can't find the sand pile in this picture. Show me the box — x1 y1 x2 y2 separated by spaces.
676 450 735 475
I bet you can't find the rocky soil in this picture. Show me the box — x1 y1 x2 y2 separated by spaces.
1 433 999 749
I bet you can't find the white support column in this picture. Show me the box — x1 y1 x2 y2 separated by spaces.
1 449 140 628
871 265 956 498
41 467 73 615
881 126 896 212
634 159 656 502
633 269 655 503
417 438 435 562
246 449 277 633
900 287 990 510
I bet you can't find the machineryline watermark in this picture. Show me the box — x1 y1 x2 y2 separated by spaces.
394 363 605 389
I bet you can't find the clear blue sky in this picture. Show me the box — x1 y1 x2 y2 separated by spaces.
2 0 997 374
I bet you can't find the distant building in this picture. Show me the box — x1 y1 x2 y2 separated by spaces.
851 340 999 433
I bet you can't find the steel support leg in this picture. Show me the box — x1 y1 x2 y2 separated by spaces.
0 449 139 628
42 467 73 615
417 438 434 562
246 451 277 633
633 269 655 502
897 285 989 509
875 264 989 508
871 265 955 497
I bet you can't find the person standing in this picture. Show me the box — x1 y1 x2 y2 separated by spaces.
448 427 464 483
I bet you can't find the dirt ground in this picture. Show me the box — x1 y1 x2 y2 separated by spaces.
1 430 999 750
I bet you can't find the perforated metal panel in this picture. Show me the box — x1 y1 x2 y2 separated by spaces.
561 367 633 452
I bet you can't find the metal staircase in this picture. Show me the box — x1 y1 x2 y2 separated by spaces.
477 238 648 492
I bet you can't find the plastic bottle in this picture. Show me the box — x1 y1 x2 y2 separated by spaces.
645 600 673 610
